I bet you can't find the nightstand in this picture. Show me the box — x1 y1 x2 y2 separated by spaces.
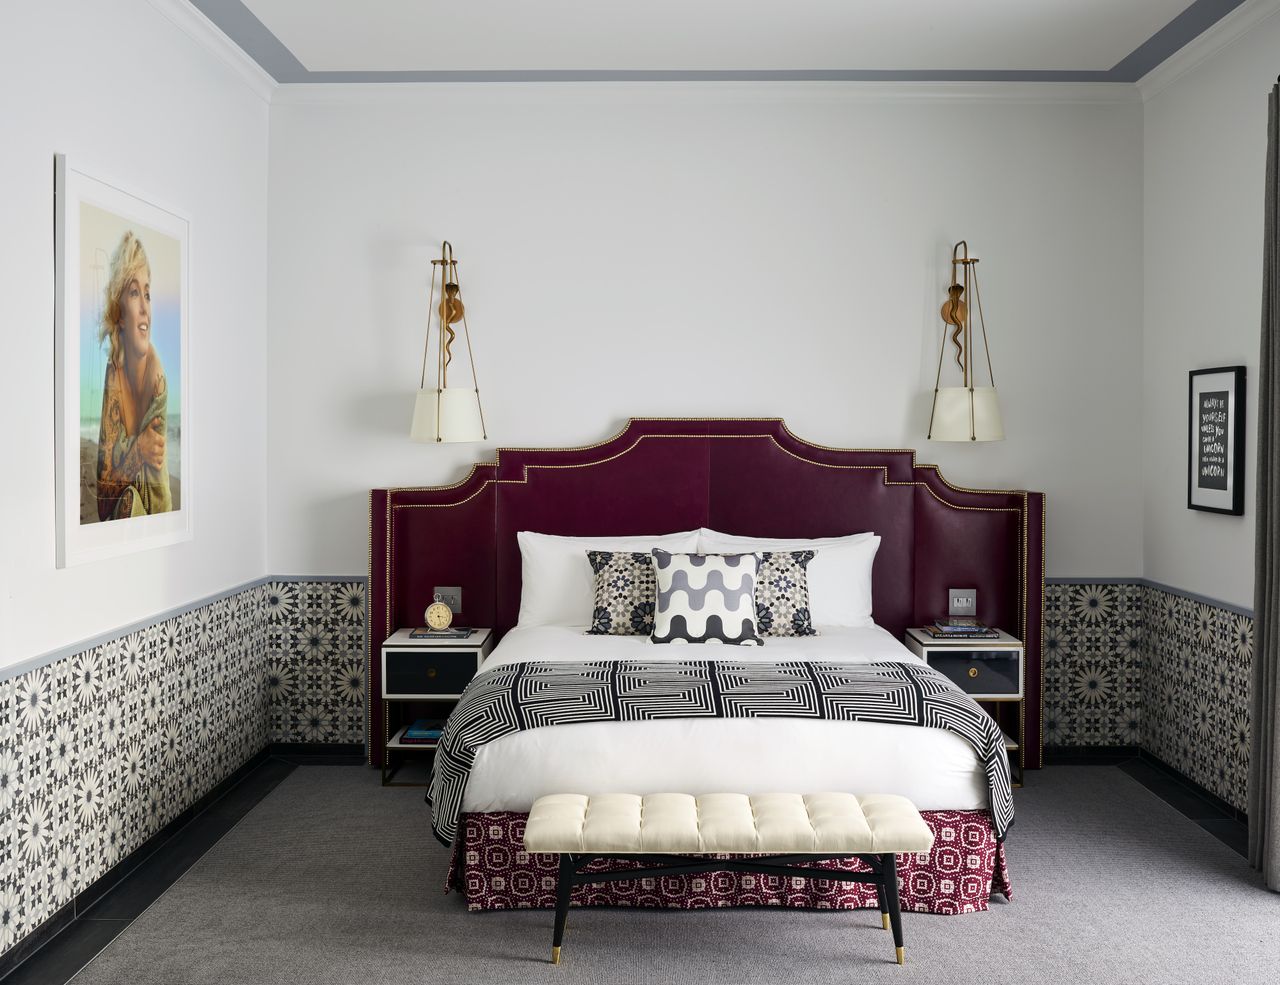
380 628 494 786
904 627 1025 786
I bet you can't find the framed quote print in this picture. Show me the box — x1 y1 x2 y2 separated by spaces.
55 154 192 566
1187 366 1245 515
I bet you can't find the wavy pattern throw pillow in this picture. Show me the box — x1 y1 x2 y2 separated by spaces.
756 550 818 637
586 551 656 636
651 550 762 645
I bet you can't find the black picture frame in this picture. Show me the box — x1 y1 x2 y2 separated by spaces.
1187 366 1246 515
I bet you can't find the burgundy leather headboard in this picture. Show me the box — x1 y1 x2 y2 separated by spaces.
369 418 1045 770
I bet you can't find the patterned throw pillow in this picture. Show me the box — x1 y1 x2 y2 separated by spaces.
586 551 656 636
756 551 818 637
651 550 762 646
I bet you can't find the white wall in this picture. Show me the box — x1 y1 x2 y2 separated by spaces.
1142 10 1280 609
266 84 1144 580
0 0 270 668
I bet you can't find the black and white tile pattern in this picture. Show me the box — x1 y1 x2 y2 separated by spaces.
1044 582 1251 812
0 586 268 958
1044 583 1144 748
264 580 366 745
1142 588 1252 813
0 574 1248 963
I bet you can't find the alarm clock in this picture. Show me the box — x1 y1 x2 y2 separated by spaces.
424 594 454 632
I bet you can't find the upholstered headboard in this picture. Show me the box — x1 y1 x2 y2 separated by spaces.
369 417 1045 769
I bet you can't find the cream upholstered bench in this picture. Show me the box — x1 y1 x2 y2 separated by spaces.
523 792 935 967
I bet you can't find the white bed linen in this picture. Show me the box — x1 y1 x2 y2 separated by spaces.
461 625 988 813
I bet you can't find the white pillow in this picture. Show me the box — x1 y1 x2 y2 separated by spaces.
696 528 880 627
517 530 700 628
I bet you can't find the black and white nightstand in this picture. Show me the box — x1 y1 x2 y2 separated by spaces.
904 627 1025 786
379 628 494 786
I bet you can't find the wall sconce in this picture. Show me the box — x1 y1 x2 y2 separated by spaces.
927 240 1005 442
411 241 488 443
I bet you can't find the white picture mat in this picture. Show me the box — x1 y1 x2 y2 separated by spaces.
1188 369 1237 512
55 155 193 567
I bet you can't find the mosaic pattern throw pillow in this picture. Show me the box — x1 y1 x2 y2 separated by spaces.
756 550 818 637
586 551 657 636
651 550 762 645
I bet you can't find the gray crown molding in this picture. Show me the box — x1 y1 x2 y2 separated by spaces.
187 0 1251 89
270 80 1141 107
145 0 276 101
1137 0 1280 98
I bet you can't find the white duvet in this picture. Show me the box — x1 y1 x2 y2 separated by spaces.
460 624 988 813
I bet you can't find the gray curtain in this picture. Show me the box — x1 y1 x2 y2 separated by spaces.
1250 82 1280 890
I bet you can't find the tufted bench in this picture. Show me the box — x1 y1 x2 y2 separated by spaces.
523 792 935 966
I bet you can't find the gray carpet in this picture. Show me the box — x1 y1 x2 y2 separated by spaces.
70 766 1280 985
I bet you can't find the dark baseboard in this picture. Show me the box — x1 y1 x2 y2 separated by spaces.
1043 744 1249 858
0 742 369 983
0 747 272 981
1043 744 1140 764
1044 745 1248 823
1135 749 1249 824
267 742 365 764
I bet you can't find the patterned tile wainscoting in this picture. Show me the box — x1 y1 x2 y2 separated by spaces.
1044 581 1253 812
0 585 268 959
263 580 366 745
1044 583 1144 747
0 574 1247 964
1142 587 1252 813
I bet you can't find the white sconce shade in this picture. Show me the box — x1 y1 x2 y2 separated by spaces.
411 387 485 443
928 386 1005 442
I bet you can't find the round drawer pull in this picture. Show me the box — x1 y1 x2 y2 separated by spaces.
967 667 979 679
427 668 438 678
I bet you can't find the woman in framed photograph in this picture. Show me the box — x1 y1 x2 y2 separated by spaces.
95 231 173 520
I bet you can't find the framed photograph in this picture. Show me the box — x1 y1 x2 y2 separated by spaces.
1188 366 1246 515
55 155 191 567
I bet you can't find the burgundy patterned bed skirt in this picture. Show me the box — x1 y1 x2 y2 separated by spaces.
448 809 1012 915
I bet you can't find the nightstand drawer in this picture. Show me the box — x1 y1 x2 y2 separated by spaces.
383 649 477 698
929 651 1020 696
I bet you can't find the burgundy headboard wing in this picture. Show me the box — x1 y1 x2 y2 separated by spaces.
369 418 1044 771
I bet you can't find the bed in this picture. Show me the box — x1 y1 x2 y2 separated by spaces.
368 418 1044 915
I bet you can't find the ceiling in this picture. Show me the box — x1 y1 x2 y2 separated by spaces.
188 0 1246 83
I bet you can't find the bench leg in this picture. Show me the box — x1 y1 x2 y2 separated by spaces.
875 880 890 931
881 853 904 965
551 853 575 964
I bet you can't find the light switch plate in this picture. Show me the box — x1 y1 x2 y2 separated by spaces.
948 588 977 617
434 586 462 613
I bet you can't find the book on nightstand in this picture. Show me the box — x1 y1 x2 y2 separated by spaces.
921 618 999 639
407 626 474 640
401 719 446 744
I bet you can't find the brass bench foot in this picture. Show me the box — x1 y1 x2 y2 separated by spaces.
896 946 905 966
551 946 561 965
882 913 890 930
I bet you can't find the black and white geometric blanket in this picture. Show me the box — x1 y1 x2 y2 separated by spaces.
428 660 1014 846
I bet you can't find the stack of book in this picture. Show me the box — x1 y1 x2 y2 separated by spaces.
400 719 446 744
920 617 1000 639
408 626 474 640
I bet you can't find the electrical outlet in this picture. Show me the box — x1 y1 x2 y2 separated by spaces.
434 586 462 613
948 588 977 617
